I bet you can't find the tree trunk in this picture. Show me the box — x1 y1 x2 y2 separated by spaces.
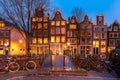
26 34 30 55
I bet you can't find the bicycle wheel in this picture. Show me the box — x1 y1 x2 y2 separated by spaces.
26 61 36 71
9 62 20 73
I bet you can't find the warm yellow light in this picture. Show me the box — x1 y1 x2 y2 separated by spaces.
4 42 9 47
67 42 70 46
19 40 23 43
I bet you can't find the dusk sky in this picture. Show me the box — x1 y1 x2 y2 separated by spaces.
51 0 120 25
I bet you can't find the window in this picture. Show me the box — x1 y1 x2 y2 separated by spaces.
4 39 9 46
101 41 106 53
43 23 48 29
51 21 55 25
56 36 60 42
38 18 42 22
61 36 66 42
95 28 98 31
94 33 98 39
32 18 36 22
51 36 55 42
67 31 72 37
44 38 48 44
0 31 4 36
43 30 48 36
0 22 4 27
61 28 66 34
38 30 42 36
5 31 9 37
43 17 48 22
109 33 113 38
56 21 60 26
93 41 99 47
51 27 55 34
114 26 118 31
61 21 65 25
32 24 36 29
56 27 60 34
32 38 36 44
114 33 117 38
0 48 3 54
38 23 42 29
109 39 115 45
101 33 105 39
38 38 42 44
70 24 76 29
101 28 105 31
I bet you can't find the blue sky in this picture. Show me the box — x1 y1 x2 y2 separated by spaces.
51 0 120 25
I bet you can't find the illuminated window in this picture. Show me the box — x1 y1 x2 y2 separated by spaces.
0 48 3 54
4 39 9 46
0 22 4 27
56 27 60 34
51 36 55 42
70 24 76 29
51 21 55 25
38 38 42 44
101 41 106 52
61 28 65 34
61 21 65 25
32 18 36 22
0 39 3 45
93 41 99 47
32 38 36 44
43 23 48 29
38 23 42 29
32 24 36 29
56 36 60 42
44 38 48 44
61 36 66 42
56 21 60 26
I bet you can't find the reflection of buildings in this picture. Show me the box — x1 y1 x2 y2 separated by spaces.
0 18 26 55
93 14 107 55
107 20 120 53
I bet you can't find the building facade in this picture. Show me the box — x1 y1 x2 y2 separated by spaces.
50 11 66 55
0 18 26 55
93 14 107 55
79 15 93 57
66 16 79 55
107 20 120 53
31 5 49 54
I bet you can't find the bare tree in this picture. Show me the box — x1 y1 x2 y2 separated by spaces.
71 7 85 22
0 0 51 54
